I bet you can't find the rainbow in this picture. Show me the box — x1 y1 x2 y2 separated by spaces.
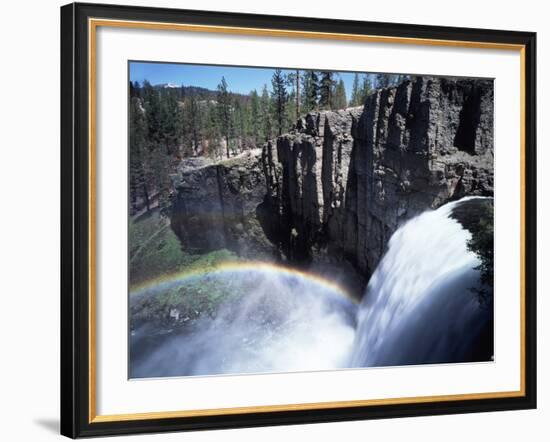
130 260 355 303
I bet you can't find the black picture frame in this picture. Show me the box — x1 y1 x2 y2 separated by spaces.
61 2 537 438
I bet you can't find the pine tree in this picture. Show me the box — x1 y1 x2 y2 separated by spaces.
302 70 319 113
204 100 221 158
159 87 178 153
360 74 373 103
375 73 388 89
286 70 301 119
319 71 335 110
331 78 347 110
133 81 141 98
249 90 261 144
271 69 288 136
233 99 251 151
242 98 252 136
260 85 273 141
149 143 172 216
395 74 409 85
129 97 149 213
130 81 137 99
295 70 301 117
241 99 253 149
175 99 190 156
350 73 361 106
286 90 297 129
187 94 203 155
141 80 161 142
375 73 400 89
216 76 232 158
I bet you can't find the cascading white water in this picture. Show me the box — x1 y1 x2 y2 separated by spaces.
350 197 493 367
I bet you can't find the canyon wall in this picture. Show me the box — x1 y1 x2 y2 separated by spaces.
170 76 494 278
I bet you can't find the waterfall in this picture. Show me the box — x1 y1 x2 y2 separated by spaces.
131 197 493 378
350 197 493 367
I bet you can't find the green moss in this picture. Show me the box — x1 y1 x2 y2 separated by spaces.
129 209 195 286
129 211 241 324
153 250 242 317
466 202 494 305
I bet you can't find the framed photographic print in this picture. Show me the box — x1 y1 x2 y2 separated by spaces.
60 2 537 438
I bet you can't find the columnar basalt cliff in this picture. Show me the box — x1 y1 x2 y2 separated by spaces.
170 153 278 259
347 77 494 274
170 76 494 281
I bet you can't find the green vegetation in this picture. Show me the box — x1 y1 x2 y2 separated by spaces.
332 79 348 110
466 203 494 305
142 248 235 311
129 68 409 217
153 249 242 318
129 210 241 326
319 71 334 109
129 209 240 287
302 70 319 113
349 73 375 107
216 76 233 158
374 73 408 89
129 209 194 286
271 68 288 136
350 74 361 107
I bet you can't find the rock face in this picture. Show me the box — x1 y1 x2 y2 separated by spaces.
268 108 363 264
170 76 494 280
346 77 494 274
170 150 279 259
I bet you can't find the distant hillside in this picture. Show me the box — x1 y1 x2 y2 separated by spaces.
132 82 250 102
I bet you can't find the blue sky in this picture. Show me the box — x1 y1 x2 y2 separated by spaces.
129 61 362 101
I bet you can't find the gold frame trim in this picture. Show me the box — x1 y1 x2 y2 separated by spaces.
88 18 527 424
